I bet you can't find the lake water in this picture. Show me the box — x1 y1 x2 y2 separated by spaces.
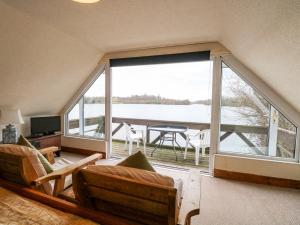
70 103 249 125
69 104 258 154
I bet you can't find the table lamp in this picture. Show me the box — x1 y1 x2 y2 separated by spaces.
0 108 24 144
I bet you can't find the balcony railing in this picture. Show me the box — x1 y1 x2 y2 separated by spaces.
68 116 294 155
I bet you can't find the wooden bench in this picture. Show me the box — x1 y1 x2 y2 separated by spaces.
64 166 201 225
0 168 201 225
0 144 102 196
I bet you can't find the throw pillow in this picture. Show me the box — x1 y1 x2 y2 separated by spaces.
17 135 54 174
117 151 155 172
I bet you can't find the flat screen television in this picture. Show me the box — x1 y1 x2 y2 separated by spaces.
31 116 61 136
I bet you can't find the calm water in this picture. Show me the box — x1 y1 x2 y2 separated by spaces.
69 104 255 153
70 103 249 125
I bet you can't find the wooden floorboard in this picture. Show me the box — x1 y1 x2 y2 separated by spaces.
112 141 209 171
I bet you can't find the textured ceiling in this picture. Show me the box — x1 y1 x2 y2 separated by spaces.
0 0 299 115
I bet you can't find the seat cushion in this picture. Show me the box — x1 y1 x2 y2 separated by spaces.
117 151 155 172
17 135 54 174
83 165 173 187
52 159 73 171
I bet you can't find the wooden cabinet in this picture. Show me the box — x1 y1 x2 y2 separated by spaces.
27 134 61 156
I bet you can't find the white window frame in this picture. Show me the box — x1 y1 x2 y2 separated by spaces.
104 60 112 158
209 56 222 174
216 55 300 163
62 43 300 173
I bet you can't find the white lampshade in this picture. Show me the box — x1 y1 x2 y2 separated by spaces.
0 108 24 125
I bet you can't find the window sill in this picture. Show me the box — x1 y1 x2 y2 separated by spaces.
63 134 105 142
216 152 299 164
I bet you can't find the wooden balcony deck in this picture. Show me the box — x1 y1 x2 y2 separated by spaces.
111 140 209 171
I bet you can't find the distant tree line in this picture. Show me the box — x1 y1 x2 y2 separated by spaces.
84 94 258 107
84 96 105 104
84 95 215 105
84 95 194 105
112 95 191 105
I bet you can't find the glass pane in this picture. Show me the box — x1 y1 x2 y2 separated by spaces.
67 103 80 135
276 112 297 158
220 62 270 155
220 62 297 159
112 61 213 142
111 61 212 169
83 71 105 138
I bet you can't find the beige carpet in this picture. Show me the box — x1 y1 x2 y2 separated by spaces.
59 152 300 225
193 176 300 225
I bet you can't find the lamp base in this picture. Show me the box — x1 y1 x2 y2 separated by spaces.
2 124 17 144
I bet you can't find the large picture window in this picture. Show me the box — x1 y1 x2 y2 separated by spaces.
63 48 299 167
66 71 105 139
220 62 297 159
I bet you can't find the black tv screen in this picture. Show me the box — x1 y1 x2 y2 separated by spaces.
31 116 61 136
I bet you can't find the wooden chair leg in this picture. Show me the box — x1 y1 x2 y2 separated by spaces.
53 175 66 196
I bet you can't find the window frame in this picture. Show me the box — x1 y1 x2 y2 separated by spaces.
64 67 106 140
218 57 299 163
62 43 300 171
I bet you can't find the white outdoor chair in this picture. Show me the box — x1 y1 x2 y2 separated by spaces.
124 123 146 155
184 129 210 165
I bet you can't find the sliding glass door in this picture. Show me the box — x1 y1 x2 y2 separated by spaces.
110 53 213 170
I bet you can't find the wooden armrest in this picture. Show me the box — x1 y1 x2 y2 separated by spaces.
39 147 59 155
32 153 102 187
39 147 60 164
178 169 201 225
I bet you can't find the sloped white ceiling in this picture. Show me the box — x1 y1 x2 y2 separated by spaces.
0 1 102 116
0 0 299 114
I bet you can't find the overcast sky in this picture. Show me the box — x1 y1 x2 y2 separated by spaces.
85 61 213 101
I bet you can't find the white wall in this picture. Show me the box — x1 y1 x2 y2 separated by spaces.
214 154 300 181
0 1 101 116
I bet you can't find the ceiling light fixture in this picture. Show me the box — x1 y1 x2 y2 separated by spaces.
72 0 101 3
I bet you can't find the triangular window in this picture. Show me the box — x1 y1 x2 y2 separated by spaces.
66 71 105 139
220 62 297 159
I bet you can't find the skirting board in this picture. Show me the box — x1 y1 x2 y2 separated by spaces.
214 169 300 189
61 146 106 159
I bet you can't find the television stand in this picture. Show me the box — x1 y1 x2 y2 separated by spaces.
27 134 61 157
